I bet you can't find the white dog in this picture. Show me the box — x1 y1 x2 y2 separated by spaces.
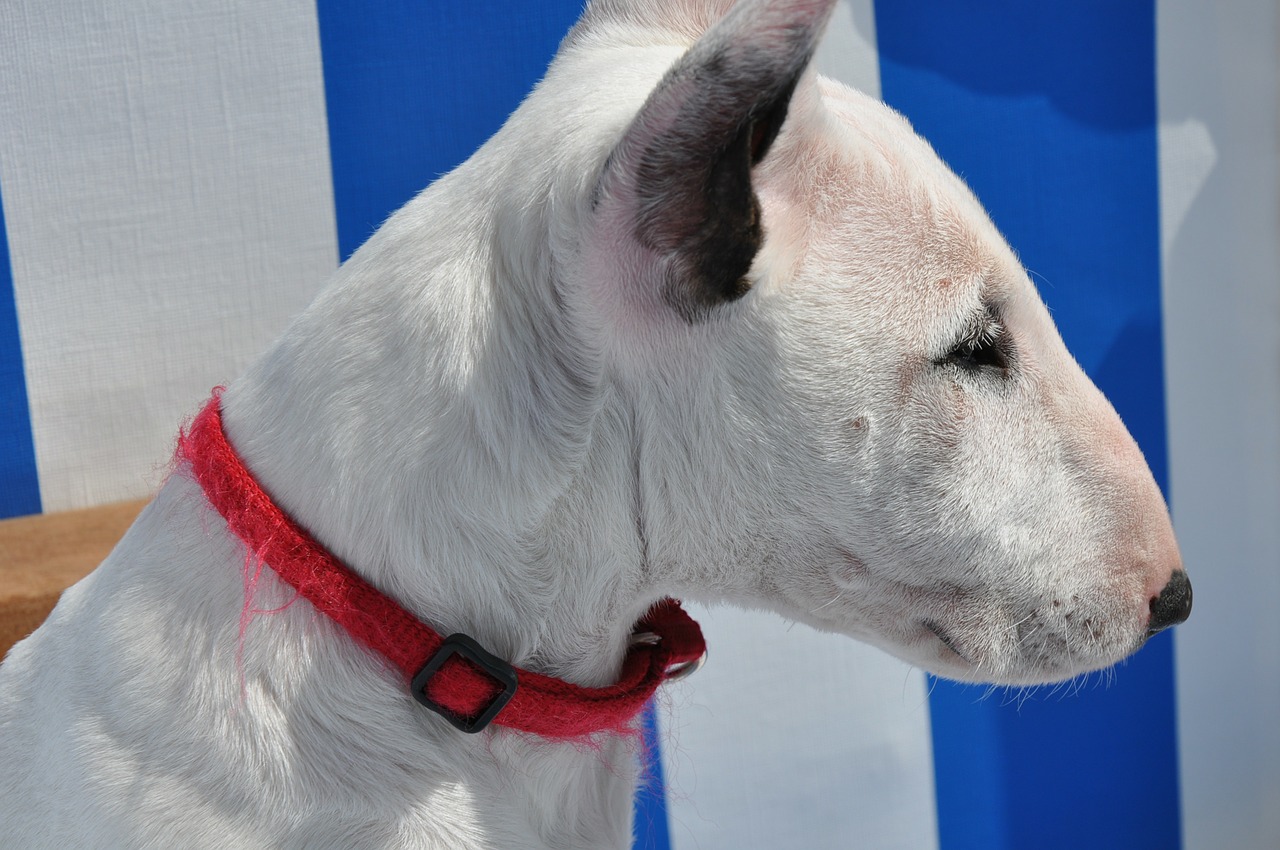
0 0 1190 846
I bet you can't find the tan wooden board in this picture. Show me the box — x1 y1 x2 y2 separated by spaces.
0 499 148 659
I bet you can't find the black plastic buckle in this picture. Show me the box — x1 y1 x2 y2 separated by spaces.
411 633 518 734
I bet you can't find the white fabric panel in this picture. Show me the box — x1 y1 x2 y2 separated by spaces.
1158 2 1280 848
655 8 940 850
662 606 938 850
0 0 337 511
813 0 881 97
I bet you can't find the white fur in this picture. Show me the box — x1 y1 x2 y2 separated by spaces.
0 1 1183 846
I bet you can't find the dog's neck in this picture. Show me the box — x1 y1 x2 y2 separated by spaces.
219 176 658 695
220 366 649 694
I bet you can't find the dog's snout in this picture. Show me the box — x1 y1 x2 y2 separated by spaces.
1147 570 1192 635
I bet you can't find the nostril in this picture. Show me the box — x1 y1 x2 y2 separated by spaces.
1148 570 1193 635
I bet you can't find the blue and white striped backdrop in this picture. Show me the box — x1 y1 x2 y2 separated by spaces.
1 2 1276 847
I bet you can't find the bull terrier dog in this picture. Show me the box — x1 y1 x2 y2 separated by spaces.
0 0 1191 847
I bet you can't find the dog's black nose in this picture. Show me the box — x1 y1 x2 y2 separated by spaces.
1148 570 1193 635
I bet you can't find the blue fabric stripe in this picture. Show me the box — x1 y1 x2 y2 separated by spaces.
0 177 42 519
313 5 673 847
872 3 1180 848
314 0 586 262
633 702 673 850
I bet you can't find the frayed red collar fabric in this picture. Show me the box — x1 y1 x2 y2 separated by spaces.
178 389 706 737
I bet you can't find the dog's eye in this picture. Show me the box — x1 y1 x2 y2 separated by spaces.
938 312 1011 375
950 334 1006 371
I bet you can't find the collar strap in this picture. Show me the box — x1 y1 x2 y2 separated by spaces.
177 390 706 737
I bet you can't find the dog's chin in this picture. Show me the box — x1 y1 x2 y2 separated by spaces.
787 567 1151 686
909 619 1151 687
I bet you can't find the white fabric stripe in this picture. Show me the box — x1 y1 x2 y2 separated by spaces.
812 0 881 104
661 606 938 850
0 0 337 511
1158 1 1280 847
664 7 938 849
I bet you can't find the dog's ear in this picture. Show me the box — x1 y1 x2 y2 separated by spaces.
595 0 835 322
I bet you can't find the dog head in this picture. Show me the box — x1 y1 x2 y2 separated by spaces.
548 0 1188 685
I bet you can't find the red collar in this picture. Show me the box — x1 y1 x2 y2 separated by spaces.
178 390 705 737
